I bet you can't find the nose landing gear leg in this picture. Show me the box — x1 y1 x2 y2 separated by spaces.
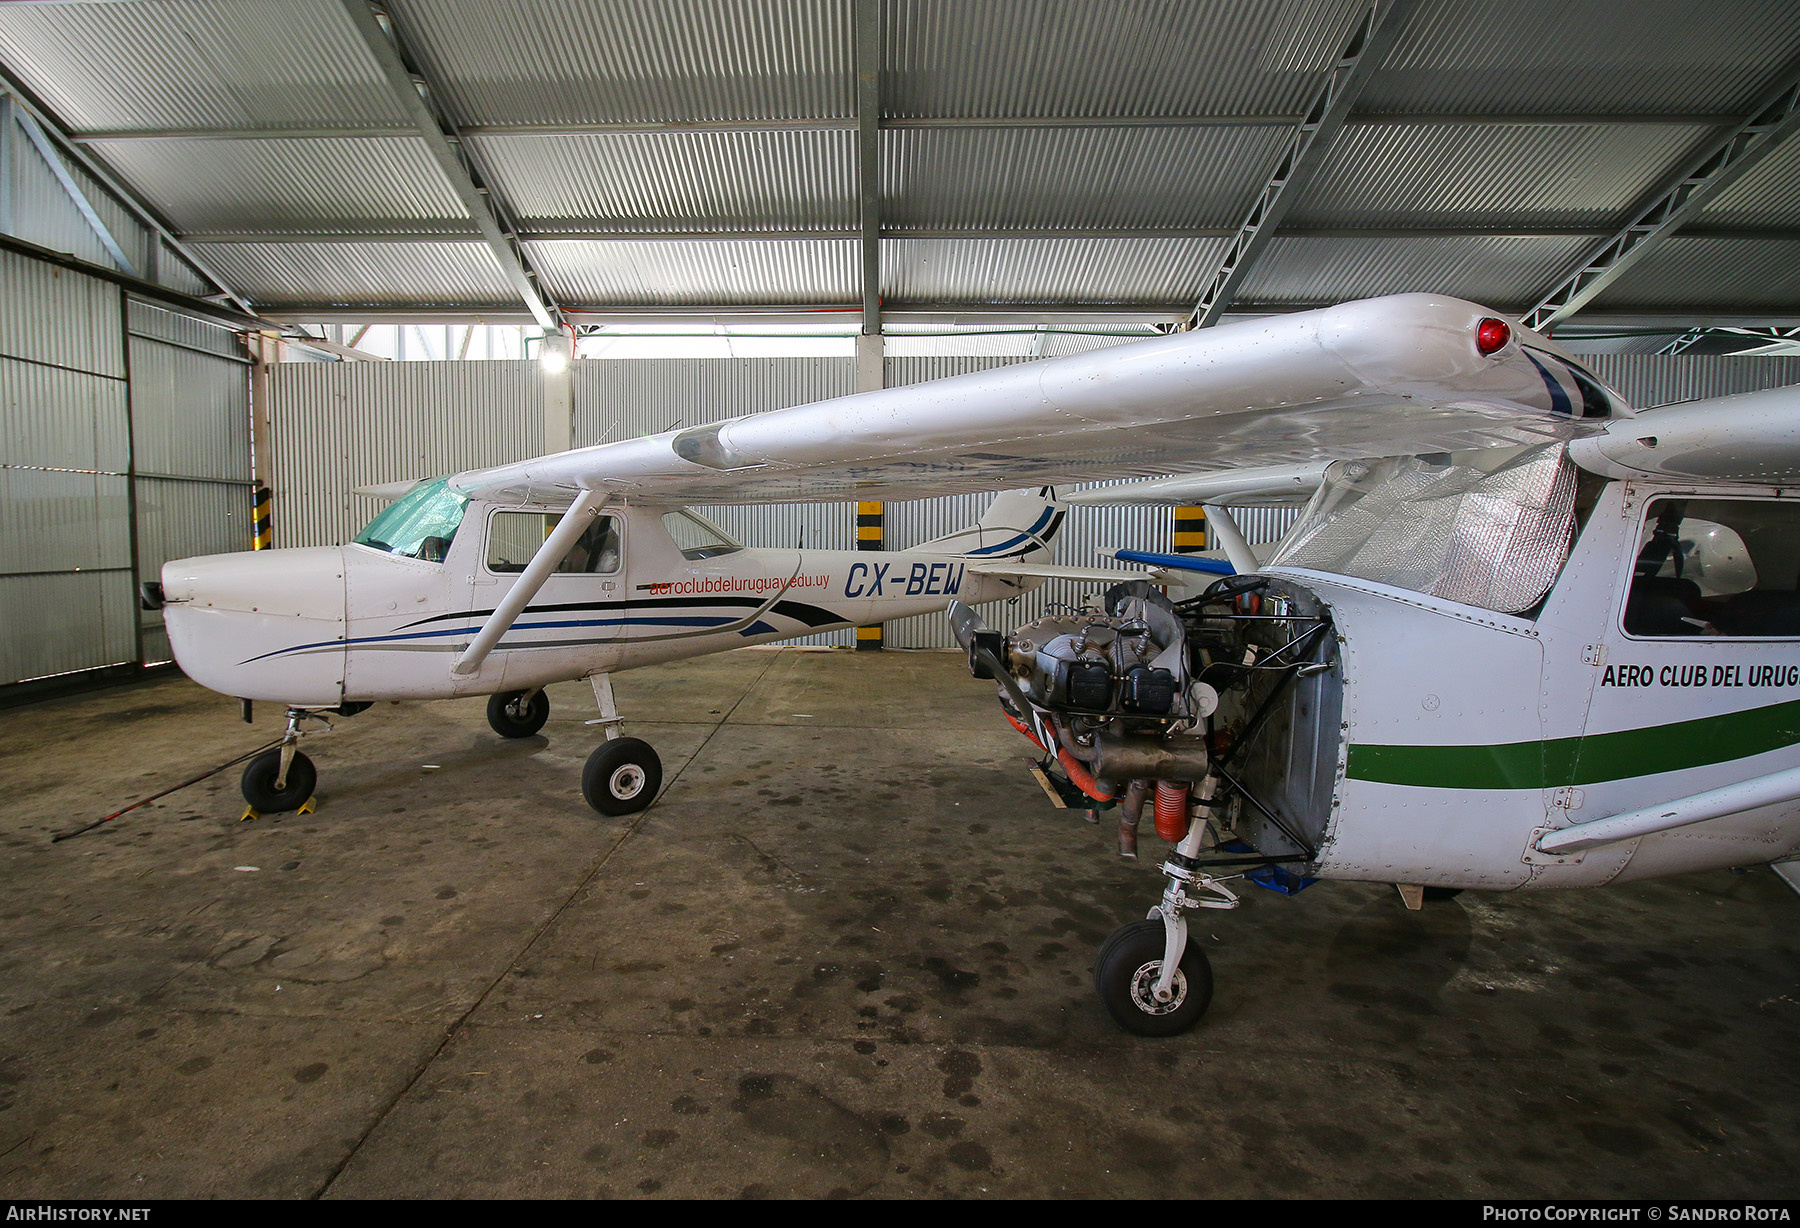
580 673 662 816
240 707 327 817
1094 773 1239 1035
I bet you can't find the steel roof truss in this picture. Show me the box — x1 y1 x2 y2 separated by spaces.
339 1 558 330
1525 59 1800 331
1183 0 1418 330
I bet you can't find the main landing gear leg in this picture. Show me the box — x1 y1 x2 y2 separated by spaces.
580 673 662 816
1094 773 1239 1036
240 706 325 816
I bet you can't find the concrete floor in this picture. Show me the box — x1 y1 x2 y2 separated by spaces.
1 647 1797 1200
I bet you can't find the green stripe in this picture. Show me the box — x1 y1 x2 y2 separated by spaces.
1347 696 1800 790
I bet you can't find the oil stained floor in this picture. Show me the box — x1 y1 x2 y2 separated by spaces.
0 648 1796 1200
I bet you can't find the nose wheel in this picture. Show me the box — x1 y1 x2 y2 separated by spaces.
1092 771 1243 1035
240 706 330 815
241 747 316 814
1093 919 1213 1036
487 688 549 738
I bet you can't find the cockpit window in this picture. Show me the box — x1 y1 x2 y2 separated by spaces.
662 509 742 560
1625 499 1800 637
352 477 469 563
487 511 622 574
1267 443 1577 615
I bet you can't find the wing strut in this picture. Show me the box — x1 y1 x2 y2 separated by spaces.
1201 505 1262 575
1537 762 1800 854
452 489 611 676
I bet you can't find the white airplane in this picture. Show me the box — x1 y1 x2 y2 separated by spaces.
147 482 1126 814
143 293 1798 1036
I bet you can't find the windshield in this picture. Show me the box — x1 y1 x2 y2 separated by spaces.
662 509 742 560
1268 443 1577 615
352 477 469 562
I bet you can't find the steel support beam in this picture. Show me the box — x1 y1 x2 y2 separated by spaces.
1183 0 1417 330
1524 57 1800 331
184 224 1800 245
15 108 138 275
0 94 11 237
339 0 558 330
0 72 252 313
855 0 882 335
65 112 1737 143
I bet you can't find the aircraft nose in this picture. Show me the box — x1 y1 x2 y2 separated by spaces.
159 546 349 705
161 545 347 619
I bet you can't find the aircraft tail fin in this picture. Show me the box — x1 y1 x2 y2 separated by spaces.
909 486 1065 562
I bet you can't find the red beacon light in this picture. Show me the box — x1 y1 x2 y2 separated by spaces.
1476 317 1512 356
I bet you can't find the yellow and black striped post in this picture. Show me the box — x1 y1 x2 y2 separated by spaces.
252 485 273 551
855 500 883 650
1173 505 1207 554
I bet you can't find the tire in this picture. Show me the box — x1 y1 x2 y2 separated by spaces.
582 738 662 816
1093 918 1213 1036
241 749 317 814
487 689 549 738
1422 886 1463 902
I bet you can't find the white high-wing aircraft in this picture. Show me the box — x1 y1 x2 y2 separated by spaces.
146 293 1800 1035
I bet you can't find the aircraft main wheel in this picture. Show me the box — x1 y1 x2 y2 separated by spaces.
1093 918 1213 1037
487 689 549 738
241 749 316 814
582 738 662 816
1423 887 1463 901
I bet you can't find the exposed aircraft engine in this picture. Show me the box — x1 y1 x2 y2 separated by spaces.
985 584 1215 791
951 575 1339 870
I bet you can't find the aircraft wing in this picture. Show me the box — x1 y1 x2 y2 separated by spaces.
456 294 1628 506
1062 460 1331 507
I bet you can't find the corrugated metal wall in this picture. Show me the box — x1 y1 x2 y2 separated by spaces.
127 298 253 664
262 349 1800 656
270 359 545 549
575 357 860 643
0 249 255 690
0 248 134 684
1583 353 1800 409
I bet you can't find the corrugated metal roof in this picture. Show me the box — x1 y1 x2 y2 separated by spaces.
392 0 853 124
1361 0 1800 115
1592 236 1800 310
528 237 858 304
1694 131 1800 229
0 0 406 133
885 0 1366 117
1289 122 1717 227
473 130 855 229
0 0 1792 321
196 241 520 307
882 237 1227 304
884 124 1290 230
86 138 473 233
1234 234 1592 307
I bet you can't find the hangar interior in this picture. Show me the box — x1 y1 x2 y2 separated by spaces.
1 0 1798 1201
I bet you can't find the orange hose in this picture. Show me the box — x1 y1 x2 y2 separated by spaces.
1004 710 1117 803
1154 780 1190 842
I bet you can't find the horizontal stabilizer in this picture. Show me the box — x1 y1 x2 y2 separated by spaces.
965 561 1173 584
1108 549 1235 576
352 479 423 502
